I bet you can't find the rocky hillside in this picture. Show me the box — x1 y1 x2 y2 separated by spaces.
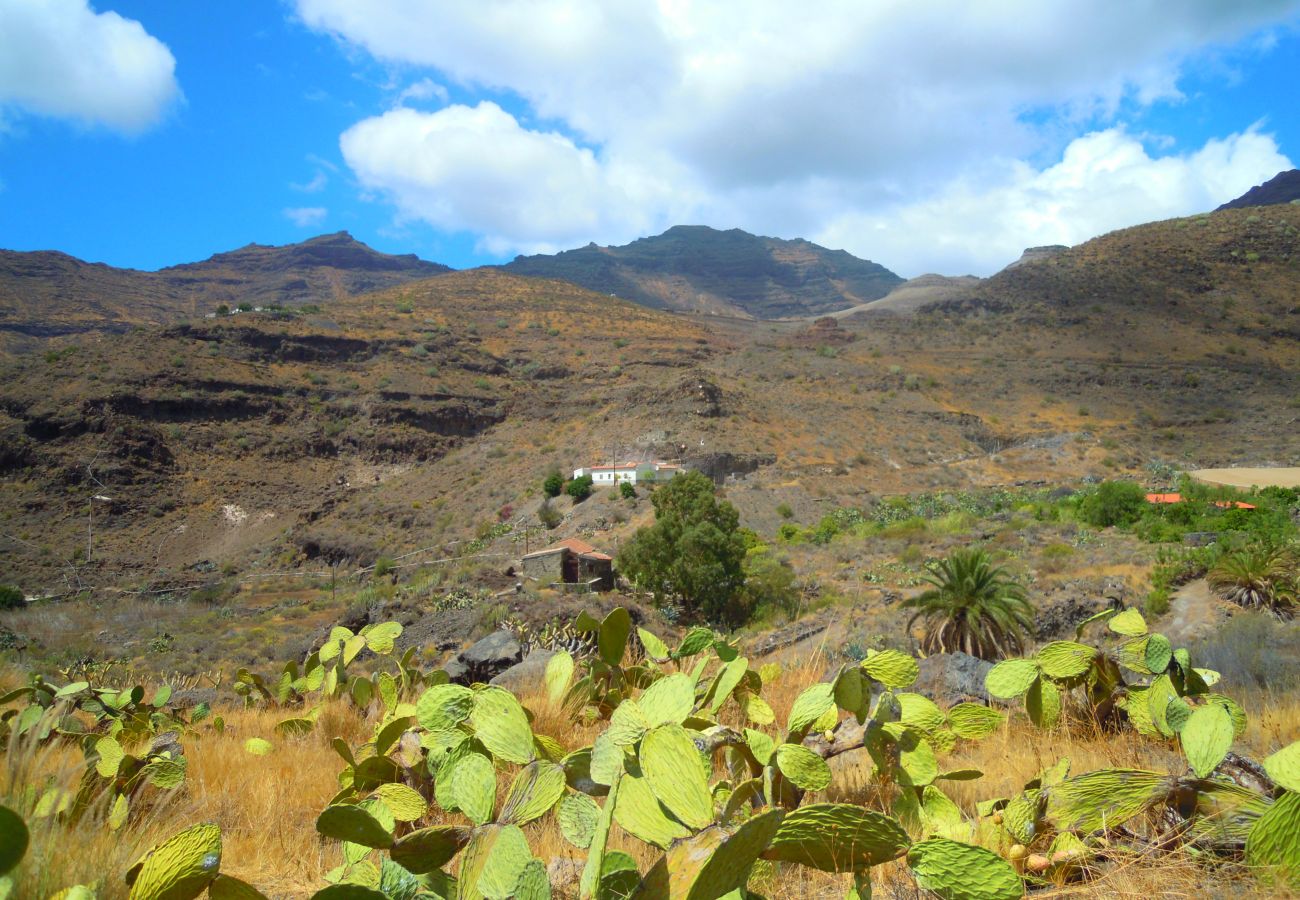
0 232 449 353
1216 169 1300 210
501 225 903 319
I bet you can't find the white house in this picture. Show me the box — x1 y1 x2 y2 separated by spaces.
572 461 685 486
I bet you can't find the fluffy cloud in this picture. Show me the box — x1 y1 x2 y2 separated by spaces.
284 206 328 227
0 0 179 133
299 0 1300 271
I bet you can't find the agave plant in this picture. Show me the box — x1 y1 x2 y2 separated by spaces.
1207 540 1298 619
903 548 1034 660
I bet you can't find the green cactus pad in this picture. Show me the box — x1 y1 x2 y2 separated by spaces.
362 622 402 654
1164 697 1192 733
1187 780 1271 847
787 683 835 734
1045 769 1170 833
740 691 775 726
1036 641 1096 679
1121 687 1159 737
450 752 498 826
315 805 394 849
1181 704 1234 778
642 724 713 830
207 875 271 900
1144 633 1173 674
1147 675 1179 738
275 717 315 739
589 732 626 787
308 886 388 899
776 744 832 792
898 693 945 733
543 651 574 704
946 703 1003 739
906 837 1022 900
675 626 716 658
638 673 695 726
470 687 535 765
833 666 867 718
599 607 632 667
1263 741 1300 792
95 735 124 778
920 785 966 837
860 649 919 688
1107 608 1148 637
614 772 692 848
499 761 566 826
475 824 533 900
558 791 600 849
513 858 551 900
763 803 910 872
126 822 222 900
637 627 671 662
388 825 470 874
1001 790 1040 845
708 657 749 713
608 699 651 747
0 805 27 876
637 808 785 900
984 659 1038 699
1205 694 1248 737
579 776 620 900
415 684 476 733
895 730 938 787
373 784 427 822
1026 676 1061 729
1246 790 1300 890
745 728 775 768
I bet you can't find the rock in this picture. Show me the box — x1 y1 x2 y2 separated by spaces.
445 630 523 685
169 687 217 710
490 649 557 694
547 859 583 894
914 652 994 704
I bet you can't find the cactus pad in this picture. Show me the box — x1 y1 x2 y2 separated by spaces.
127 822 222 900
388 825 470 874
787 683 835 734
763 803 909 871
1246 790 1300 890
946 703 1003 739
642 725 713 830
1144 633 1173 674
207 875 270 900
861 649 919 688
499 761 566 826
907 837 1022 900
415 684 475 733
775 744 833 792
589 732 626 787
614 772 692 848
1263 741 1300 792
1045 769 1170 833
315 805 394 849
740 692 775 725
1036 641 1096 679
638 808 785 900
984 659 1038 699
557 792 600 849
1026 676 1061 729
450 752 497 826
361 622 402 654
0 805 27 876
373 784 427 822
638 673 696 726
898 693 945 733
608 699 650 747
470 687 535 765
475 824 533 900
1181 704 1234 778
598 607 632 667
543 651 574 704
1108 608 1148 636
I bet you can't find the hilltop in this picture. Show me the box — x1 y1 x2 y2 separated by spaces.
0 232 449 354
501 225 903 319
1216 168 1300 210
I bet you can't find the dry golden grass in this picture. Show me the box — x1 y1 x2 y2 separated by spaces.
3 653 1298 898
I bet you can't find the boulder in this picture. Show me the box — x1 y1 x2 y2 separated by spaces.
445 630 523 685
490 649 557 694
913 652 994 704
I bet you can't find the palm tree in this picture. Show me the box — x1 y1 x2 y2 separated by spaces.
1207 541 1298 620
903 548 1034 660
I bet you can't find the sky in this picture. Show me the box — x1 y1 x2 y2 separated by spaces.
0 2 1298 278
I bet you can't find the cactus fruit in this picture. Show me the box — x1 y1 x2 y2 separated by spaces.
763 803 910 872
1045 769 1170 834
469 688 535 765
557 792 600 849
315 805 394 849
1036 641 1097 679
775 744 832 792
1180 704 1234 778
860 649 919 688
642 725 713 830
499 761 566 826
908 837 1023 900
638 673 695 727
946 703 1002 739
126 822 222 900
1246 790 1300 889
984 659 1038 699
1263 741 1300 792
388 825 471 874
0 805 27 876
614 772 692 849
450 752 498 826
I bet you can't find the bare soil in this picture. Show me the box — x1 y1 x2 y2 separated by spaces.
1191 467 1300 488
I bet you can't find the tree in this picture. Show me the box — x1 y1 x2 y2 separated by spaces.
902 548 1034 660
1079 480 1147 528
566 474 593 502
542 471 564 498
619 481 637 499
618 471 746 625
1208 540 1297 619
0 584 23 610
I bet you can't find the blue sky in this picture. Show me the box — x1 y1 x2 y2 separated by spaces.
1 2 1298 277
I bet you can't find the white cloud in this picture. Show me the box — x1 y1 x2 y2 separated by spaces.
0 0 179 133
284 206 328 227
298 0 1300 271
396 78 448 107
291 171 328 193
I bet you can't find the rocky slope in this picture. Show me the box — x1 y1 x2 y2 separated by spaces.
1216 169 1300 210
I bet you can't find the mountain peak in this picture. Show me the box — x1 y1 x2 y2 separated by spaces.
1216 169 1300 211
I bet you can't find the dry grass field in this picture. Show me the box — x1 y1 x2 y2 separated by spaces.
1191 468 1300 489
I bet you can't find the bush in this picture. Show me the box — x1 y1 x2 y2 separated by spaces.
373 556 397 578
542 471 564 498
566 474 593 502
776 502 794 519
1078 480 1147 528
0 584 24 610
619 481 636 499
538 500 563 529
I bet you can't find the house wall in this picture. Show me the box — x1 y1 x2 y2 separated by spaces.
577 556 614 590
521 550 565 584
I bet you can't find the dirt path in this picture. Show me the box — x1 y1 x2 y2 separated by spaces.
1161 578 1224 646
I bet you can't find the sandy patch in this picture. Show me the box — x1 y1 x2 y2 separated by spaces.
1190 467 1300 489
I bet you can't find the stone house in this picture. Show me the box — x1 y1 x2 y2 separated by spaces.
520 537 614 591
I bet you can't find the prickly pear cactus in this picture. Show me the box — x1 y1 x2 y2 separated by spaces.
641 725 713 830
636 808 785 900
0 805 27 876
906 837 1023 900
1245 790 1300 890
126 822 222 900
1180 704 1234 778
1045 769 1171 834
1263 741 1300 792
762 803 910 872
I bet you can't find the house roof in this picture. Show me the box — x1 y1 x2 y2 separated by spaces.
523 536 613 561
588 462 644 471
1145 492 1255 509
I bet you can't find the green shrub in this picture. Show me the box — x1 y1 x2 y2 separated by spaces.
373 556 397 578
0 584 24 610
542 471 564 498
538 500 563 529
619 481 636 499
1078 480 1147 528
566 474 593 502
776 502 794 520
